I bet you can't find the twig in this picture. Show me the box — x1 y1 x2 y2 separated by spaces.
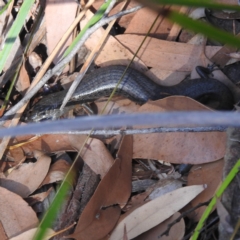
55 126 226 136
0 111 240 138
104 0 118 16
0 5 142 125
160 200 210 237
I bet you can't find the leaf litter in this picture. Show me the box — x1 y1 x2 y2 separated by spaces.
0 0 237 239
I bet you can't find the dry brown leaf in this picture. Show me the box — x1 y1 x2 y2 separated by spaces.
0 186 38 238
186 158 224 221
133 97 226 164
15 63 30 95
14 134 88 155
95 98 140 115
68 135 133 240
40 159 70 186
9 228 55 240
125 6 174 40
134 212 185 240
116 34 221 84
80 138 115 177
82 10 148 71
45 0 78 64
109 185 204 240
0 150 51 197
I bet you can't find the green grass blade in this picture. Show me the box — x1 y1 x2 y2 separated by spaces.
167 10 240 48
63 0 112 58
146 0 240 12
33 174 74 240
0 0 13 15
0 0 35 73
191 158 240 240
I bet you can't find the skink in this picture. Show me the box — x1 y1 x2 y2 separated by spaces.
28 65 234 122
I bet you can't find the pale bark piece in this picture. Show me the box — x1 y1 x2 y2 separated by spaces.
40 159 70 186
0 151 51 198
134 212 185 240
133 97 227 164
9 228 55 240
110 185 204 240
28 52 42 71
81 11 149 72
216 200 234 234
45 0 78 64
116 34 221 85
68 136 133 240
147 179 183 201
186 159 224 221
125 6 174 40
0 187 39 238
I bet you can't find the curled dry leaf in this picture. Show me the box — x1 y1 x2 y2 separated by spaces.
40 159 70 186
0 186 39 238
26 187 54 206
186 158 224 221
109 185 205 240
13 135 113 177
68 135 133 240
0 150 51 198
134 212 185 240
9 228 55 240
133 97 226 164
